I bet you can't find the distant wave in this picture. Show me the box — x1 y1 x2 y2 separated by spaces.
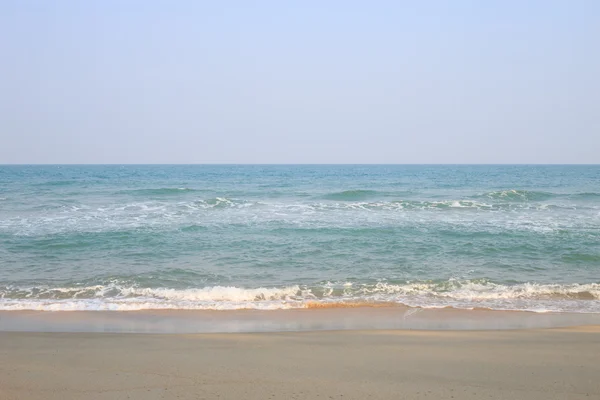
1 280 598 312
476 190 554 202
117 188 201 196
311 199 572 211
322 190 381 201
197 197 248 208
476 190 600 202
33 180 79 187
114 196 253 208
569 192 600 200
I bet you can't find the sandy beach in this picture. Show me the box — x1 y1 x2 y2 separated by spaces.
2 325 599 400
3 0 598 398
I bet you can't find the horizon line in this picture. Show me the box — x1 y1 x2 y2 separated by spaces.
1 163 599 166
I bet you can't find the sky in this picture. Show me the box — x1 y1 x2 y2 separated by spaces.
1 1 599 164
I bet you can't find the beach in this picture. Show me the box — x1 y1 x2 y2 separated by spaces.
3 0 599 397
2 165 600 399
2 325 599 400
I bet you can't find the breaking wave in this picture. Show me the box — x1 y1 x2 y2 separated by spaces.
476 190 554 202
3 194 594 237
1 280 599 312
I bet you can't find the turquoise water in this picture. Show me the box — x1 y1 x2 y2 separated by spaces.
0 165 599 312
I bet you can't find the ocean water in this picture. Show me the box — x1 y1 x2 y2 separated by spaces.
0 165 599 313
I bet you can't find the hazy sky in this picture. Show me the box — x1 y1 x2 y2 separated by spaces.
1 1 599 164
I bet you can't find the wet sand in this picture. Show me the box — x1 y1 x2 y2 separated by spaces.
3 307 600 333
2 326 599 400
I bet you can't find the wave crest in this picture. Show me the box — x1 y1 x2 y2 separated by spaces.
322 190 381 201
1 280 599 312
117 188 199 196
478 190 554 202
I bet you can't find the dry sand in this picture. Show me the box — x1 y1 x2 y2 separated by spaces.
1 326 599 400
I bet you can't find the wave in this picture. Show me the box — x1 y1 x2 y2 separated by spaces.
3 196 594 237
186 198 576 212
0 285 306 311
311 199 572 212
194 197 255 209
322 190 381 201
479 190 600 202
117 188 201 196
476 190 554 202
32 180 79 187
1 280 599 312
569 192 600 200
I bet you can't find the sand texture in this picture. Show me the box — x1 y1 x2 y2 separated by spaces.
1 327 599 400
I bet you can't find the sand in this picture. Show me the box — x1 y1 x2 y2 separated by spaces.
3 307 600 333
1 326 599 400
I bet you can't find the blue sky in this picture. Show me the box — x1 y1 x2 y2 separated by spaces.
1 1 598 163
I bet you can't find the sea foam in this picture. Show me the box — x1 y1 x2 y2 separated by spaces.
1 281 598 312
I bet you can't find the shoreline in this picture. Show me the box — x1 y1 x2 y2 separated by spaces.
2 306 600 333
2 326 599 399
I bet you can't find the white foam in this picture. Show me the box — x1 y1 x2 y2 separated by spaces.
0 298 301 311
2 195 596 236
0 285 308 311
1 282 599 313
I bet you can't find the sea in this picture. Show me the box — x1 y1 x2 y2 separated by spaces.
0 165 599 313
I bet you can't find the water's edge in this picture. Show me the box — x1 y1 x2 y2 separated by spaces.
2 307 600 334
